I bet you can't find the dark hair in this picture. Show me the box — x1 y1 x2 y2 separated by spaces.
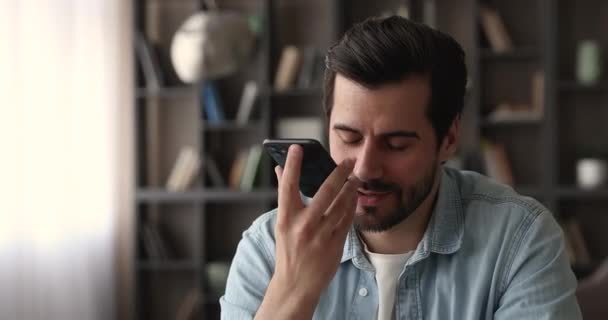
323 16 467 145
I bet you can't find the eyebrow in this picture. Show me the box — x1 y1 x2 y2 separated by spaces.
333 123 421 140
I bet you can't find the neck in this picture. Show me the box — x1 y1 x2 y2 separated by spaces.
359 170 442 254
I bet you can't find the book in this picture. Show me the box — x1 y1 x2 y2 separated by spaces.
297 47 318 89
531 70 545 115
481 139 514 186
396 4 410 18
564 219 592 266
559 220 577 264
479 6 513 52
423 0 436 28
166 146 201 191
240 145 263 191
228 149 250 189
175 288 203 320
204 153 226 188
274 45 302 91
235 81 259 124
202 82 226 123
141 222 171 259
141 223 162 259
135 32 163 89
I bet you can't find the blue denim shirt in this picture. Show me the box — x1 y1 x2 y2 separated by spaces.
220 167 582 319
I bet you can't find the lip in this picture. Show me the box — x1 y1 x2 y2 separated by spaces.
357 190 391 206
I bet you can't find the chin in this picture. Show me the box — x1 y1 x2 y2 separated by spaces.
353 204 404 233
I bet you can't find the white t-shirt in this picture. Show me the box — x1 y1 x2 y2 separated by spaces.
364 245 413 320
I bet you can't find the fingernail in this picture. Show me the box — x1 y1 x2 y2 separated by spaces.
289 144 302 155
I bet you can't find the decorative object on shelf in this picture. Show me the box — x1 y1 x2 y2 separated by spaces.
576 40 602 86
170 10 258 83
576 158 608 189
205 261 231 297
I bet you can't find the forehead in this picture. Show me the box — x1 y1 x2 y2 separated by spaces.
330 74 431 130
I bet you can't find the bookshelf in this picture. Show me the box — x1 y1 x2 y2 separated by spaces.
133 0 343 319
428 0 608 284
132 0 608 318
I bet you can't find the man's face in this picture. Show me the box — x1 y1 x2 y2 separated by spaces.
329 74 441 233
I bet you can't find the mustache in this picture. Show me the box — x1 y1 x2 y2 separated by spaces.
359 179 401 193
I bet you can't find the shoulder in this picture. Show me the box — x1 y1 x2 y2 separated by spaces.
448 167 548 221
446 167 559 261
240 208 279 262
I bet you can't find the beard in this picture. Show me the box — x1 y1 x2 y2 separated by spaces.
354 163 437 233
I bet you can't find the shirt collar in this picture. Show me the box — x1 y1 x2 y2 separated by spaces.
340 166 464 264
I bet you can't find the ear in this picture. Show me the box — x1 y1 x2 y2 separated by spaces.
438 115 461 163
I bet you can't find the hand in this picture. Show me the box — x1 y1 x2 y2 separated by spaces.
255 144 361 319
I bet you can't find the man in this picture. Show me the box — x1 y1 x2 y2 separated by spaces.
220 16 581 319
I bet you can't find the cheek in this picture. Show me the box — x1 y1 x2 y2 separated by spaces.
329 136 351 164
386 152 435 185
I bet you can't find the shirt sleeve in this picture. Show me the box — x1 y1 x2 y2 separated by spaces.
494 209 582 319
220 224 275 320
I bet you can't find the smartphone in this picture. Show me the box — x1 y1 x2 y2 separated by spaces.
263 138 337 198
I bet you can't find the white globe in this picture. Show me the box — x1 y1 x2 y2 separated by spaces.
170 11 256 83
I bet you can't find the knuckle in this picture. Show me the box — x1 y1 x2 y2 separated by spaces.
275 218 289 234
282 179 299 193
293 222 313 240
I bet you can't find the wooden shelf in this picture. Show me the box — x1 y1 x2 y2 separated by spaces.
136 86 197 99
559 81 608 92
515 186 546 198
203 121 263 132
480 47 540 60
267 87 322 97
137 260 199 271
556 187 608 199
481 116 543 127
136 188 278 203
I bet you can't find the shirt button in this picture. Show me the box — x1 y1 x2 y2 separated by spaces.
358 288 368 297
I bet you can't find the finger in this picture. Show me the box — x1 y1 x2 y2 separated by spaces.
274 165 283 185
308 158 356 217
278 144 304 212
321 177 361 235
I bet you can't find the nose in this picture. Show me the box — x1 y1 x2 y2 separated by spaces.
353 141 383 182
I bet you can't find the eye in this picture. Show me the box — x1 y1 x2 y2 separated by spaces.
338 131 362 144
386 138 411 151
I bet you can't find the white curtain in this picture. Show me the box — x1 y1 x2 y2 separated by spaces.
0 1 133 320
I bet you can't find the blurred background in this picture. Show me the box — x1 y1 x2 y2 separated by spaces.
1 0 608 319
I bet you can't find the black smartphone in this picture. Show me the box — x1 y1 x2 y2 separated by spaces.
263 138 337 198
